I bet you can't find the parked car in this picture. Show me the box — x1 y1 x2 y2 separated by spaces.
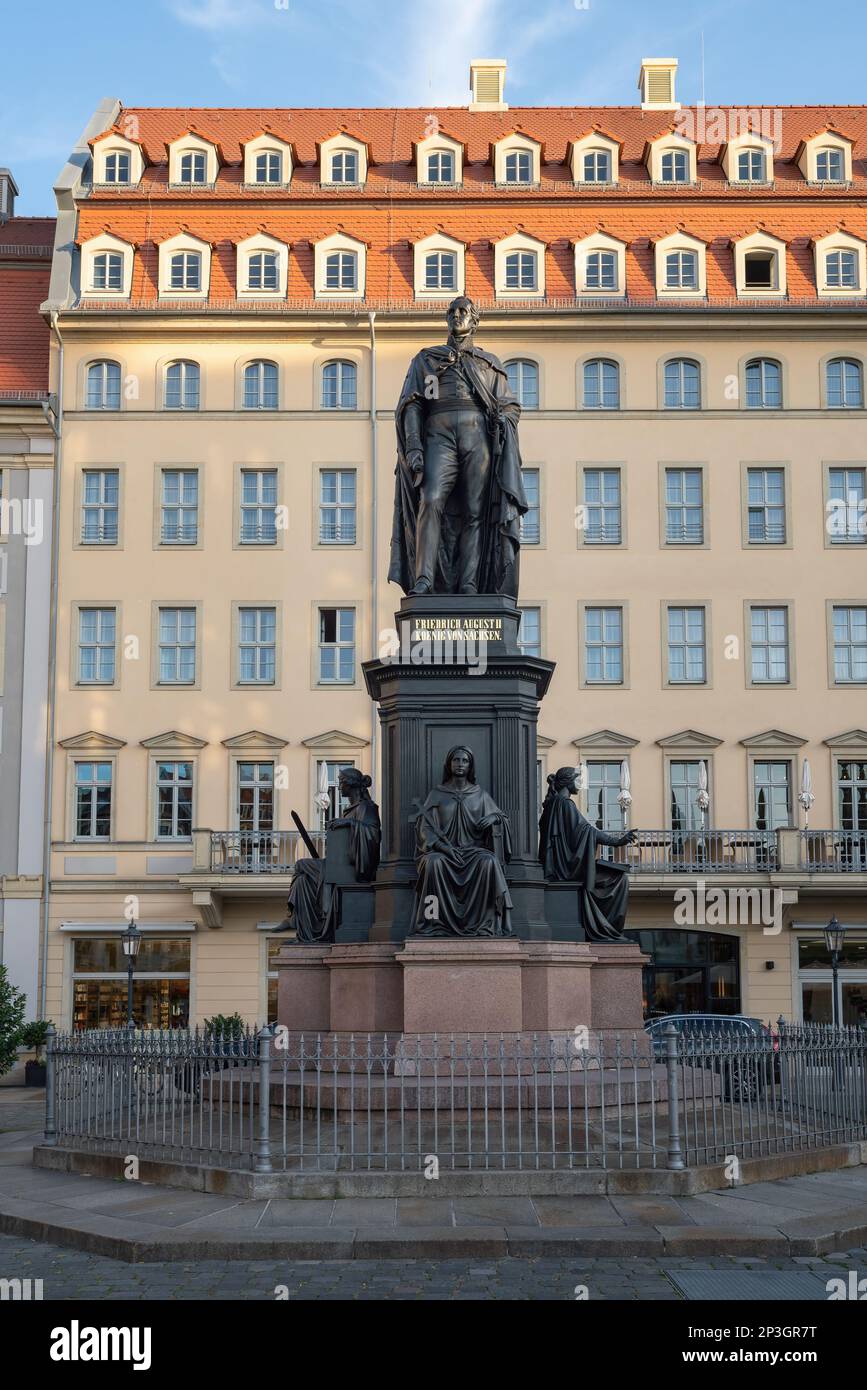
644 1013 778 1101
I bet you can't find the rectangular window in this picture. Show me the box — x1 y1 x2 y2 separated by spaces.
747 468 786 544
750 606 789 684
156 762 193 840
78 607 116 684
667 606 706 684
104 151 130 184
237 761 274 832
319 607 355 683
74 762 112 839
81 469 119 544
319 470 357 544
72 936 190 1031
665 468 704 543
316 759 355 828
828 467 866 544
670 760 705 832
585 607 623 684
158 608 196 684
330 151 358 183
816 149 844 182
255 152 282 183
586 761 622 831
504 150 532 183
179 152 206 184
583 151 611 182
753 761 792 831
427 151 454 182
520 469 540 544
240 469 278 543
583 468 621 543
505 252 536 290
837 760 867 831
160 470 198 544
169 252 201 291
325 252 357 291
238 606 277 684
518 606 541 657
832 606 867 684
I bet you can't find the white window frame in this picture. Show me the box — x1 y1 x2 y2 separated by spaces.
569 131 620 186
81 233 134 299
814 232 866 298
797 132 853 185
415 133 463 186
648 134 696 185
654 232 706 299
574 232 626 298
236 232 288 299
242 133 293 186
734 231 787 298
493 135 541 186
318 134 367 187
92 134 144 186
158 232 211 300
167 134 219 187
413 232 465 298
494 232 546 300
720 132 775 185
314 232 366 300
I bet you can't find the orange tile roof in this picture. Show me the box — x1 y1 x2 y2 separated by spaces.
0 250 52 394
71 105 867 309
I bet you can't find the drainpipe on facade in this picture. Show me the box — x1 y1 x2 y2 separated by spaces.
39 312 63 1019
367 311 378 788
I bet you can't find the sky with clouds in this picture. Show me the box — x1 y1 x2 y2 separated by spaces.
2 0 866 214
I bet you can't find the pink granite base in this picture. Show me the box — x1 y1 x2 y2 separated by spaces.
399 938 526 1033
327 943 403 1033
274 944 331 1033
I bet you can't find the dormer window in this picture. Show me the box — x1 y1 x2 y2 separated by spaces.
506 251 536 290
737 149 766 182
104 151 130 184
179 151 206 185
505 150 532 184
170 251 201 291
256 151 282 183
826 249 858 290
744 252 774 289
661 150 688 183
326 251 357 290
575 232 626 298
330 150 358 184
425 252 456 292
414 233 465 298
734 232 787 298
314 232 366 298
427 151 455 183
583 150 611 182
586 251 617 291
816 148 844 182
91 252 123 292
248 251 279 291
666 250 698 291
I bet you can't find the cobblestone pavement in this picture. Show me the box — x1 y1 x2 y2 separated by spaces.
1 1233 865 1300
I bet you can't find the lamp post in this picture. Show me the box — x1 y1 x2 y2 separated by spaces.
823 915 847 1026
120 920 142 1028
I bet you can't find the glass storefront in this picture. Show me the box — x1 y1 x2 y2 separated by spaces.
624 929 741 1019
72 936 191 1030
797 934 867 1025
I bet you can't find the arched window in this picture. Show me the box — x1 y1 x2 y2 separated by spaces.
744 358 782 409
825 249 859 290
246 251 279 292
179 151 207 185
255 150 283 184
583 359 620 409
424 251 457 292
665 250 698 291
165 361 200 411
90 252 124 293
321 360 357 410
243 360 279 410
103 150 130 184
664 358 701 410
325 250 358 292
504 250 537 291
505 359 539 409
660 149 688 183
737 149 766 182
85 360 121 410
827 358 864 409
169 251 201 292
426 150 454 183
585 250 617 292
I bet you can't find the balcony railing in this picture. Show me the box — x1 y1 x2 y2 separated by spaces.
202 827 867 876
210 830 325 873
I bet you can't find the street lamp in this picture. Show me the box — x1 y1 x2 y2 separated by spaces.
120 921 143 1028
823 915 848 1026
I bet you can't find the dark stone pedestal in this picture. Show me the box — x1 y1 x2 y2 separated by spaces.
362 594 556 941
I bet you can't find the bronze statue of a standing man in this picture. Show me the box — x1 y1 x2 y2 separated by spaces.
388 296 528 598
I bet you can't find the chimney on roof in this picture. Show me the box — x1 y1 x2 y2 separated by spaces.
637 58 679 110
0 168 19 223
469 59 508 111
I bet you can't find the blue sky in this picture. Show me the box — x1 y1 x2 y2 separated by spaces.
3 0 867 214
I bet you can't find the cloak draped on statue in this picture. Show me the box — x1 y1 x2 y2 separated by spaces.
538 792 631 942
286 797 381 944
388 346 528 597
412 782 513 937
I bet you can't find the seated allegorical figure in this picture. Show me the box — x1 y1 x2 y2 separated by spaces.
538 766 638 942
411 745 513 937
281 768 381 944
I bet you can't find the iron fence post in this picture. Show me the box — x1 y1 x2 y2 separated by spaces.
43 1023 57 1146
255 1025 273 1173
664 1023 684 1170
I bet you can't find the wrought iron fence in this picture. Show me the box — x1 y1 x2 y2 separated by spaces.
42 1022 867 1176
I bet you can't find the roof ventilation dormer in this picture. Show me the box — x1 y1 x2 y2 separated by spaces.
638 58 679 110
469 59 507 111
0 168 19 223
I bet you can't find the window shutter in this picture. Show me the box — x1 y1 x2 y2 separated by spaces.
475 69 500 103
647 69 672 104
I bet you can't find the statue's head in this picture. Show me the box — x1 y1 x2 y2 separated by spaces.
443 745 477 783
549 767 581 795
339 768 373 800
447 295 480 340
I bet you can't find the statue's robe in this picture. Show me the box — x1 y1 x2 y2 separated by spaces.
412 782 512 937
283 798 381 944
388 345 527 597
538 793 630 942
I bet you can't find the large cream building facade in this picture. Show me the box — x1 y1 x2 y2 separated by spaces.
40 60 867 1031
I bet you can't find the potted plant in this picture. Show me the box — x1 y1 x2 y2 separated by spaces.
20 1019 52 1087
203 1013 247 1066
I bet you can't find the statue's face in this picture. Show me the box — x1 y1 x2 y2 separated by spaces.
449 749 471 779
447 299 474 340
338 773 354 799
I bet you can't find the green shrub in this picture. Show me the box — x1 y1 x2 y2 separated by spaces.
0 968 27 1076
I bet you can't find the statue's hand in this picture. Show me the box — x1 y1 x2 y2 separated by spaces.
407 449 424 487
621 830 638 846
